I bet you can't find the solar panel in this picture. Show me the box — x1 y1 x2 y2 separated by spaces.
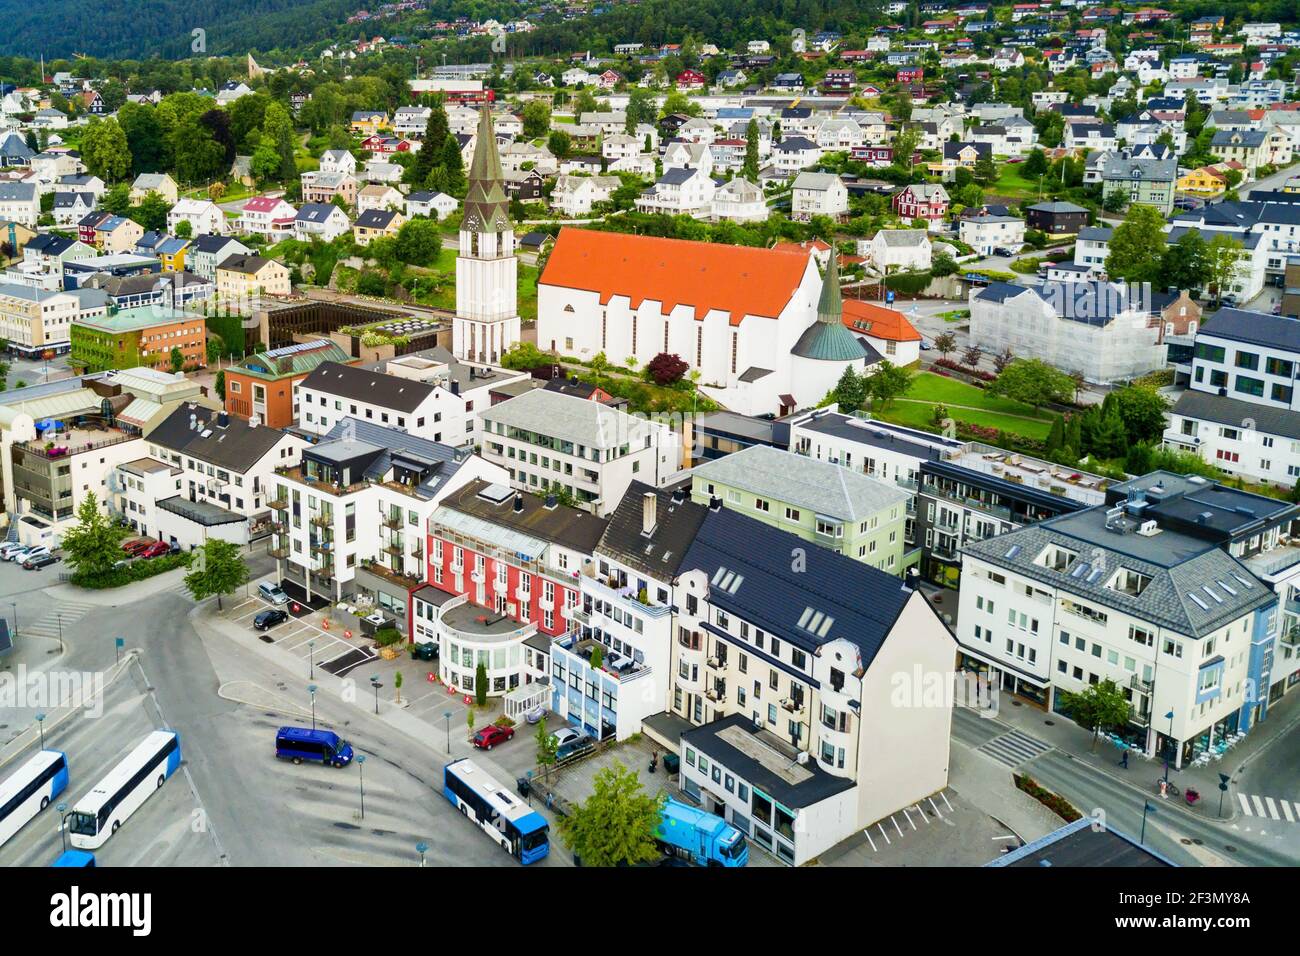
1086 568 1105 584
1070 562 1090 579
1005 545 1022 559
1188 593 1209 610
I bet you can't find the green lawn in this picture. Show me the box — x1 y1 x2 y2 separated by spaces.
872 371 1055 440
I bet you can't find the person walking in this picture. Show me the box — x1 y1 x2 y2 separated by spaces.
1119 750 1129 769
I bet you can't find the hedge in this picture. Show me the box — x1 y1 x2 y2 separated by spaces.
1014 773 1082 823
73 552 191 590
884 270 934 296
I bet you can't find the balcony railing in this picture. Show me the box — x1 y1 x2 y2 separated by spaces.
381 514 403 530
780 697 806 716
267 496 289 510
311 512 333 528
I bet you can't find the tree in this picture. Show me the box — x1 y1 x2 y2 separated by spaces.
646 351 688 385
865 360 913 409
410 102 449 187
932 252 959 277
742 118 760 180
521 99 552 138
1160 229 1210 293
174 219 192 239
933 331 957 359
501 341 550 370
828 366 866 412
1023 148 1049 178
132 192 171 233
1206 234 1245 306
557 760 665 867
170 347 184 373
117 101 166 175
992 348 1015 374
1058 679 1131 751
394 671 403 704
548 129 573 160
183 538 249 611
394 218 443 267
81 117 131 182
215 369 226 399
535 717 559 779
59 492 127 579
441 136 466 196
475 661 488 706
962 344 984 367
261 102 298 182
1104 204 1167 285
1108 385 1169 446
989 359 1073 410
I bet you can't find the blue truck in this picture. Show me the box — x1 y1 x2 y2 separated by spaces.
655 797 748 867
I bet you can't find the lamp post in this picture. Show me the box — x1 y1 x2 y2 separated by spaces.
308 640 316 679
57 802 68 852
356 754 366 820
1140 800 1156 845
416 840 429 867
1163 710 1175 782
35 712 46 749
308 684 317 731
9 601 17 640
444 710 452 752
370 676 382 715
56 612 63 654
1218 772 1231 818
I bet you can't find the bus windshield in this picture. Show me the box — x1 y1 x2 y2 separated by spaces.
520 828 549 852
67 812 98 837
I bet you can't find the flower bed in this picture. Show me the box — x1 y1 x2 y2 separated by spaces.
1014 773 1082 822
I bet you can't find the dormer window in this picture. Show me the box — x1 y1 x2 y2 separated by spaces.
1037 545 1077 573
1108 568 1151 597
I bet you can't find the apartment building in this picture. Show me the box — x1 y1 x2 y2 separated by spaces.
215 255 292 306
0 282 109 357
422 478 607 697
223 340 352 428
270 418 507 609
688 444 911 575
478 388 681 516
70 304 207 373
958 472 1282 768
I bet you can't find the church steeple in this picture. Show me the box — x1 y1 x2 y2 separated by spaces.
790 252 866 362
816 251 843 325
463 106 511 234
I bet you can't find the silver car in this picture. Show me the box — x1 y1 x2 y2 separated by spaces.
258 582 290 605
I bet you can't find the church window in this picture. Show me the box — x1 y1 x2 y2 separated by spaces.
697 326 703 366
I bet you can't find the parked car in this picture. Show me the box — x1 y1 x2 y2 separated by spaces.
524 705 547 725
556 734 596 763
472 725 516 750
919 341 932 351
409 641 438 661
258 582 289 605
22 553 59 570
138 541 171 559
254 609 290 630
2 545 33 562
20 546 51 563
122 539 154 556
549 727 584 749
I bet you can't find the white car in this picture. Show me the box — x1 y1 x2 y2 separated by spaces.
258 582 290 605
0 542 29 561
3 545 35 562
20 546 52 563
549 727 583 748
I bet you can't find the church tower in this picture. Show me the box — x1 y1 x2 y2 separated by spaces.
454 106 518 365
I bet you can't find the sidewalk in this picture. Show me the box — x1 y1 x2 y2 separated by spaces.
948 743 1062 844
987 690 1300 824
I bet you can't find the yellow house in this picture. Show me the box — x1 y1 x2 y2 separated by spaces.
130 173 179 205
350 110 390 136
96 216 144 254
1177 165 1227 196
157 237 190 273
216 254 292 309
352 209 404 246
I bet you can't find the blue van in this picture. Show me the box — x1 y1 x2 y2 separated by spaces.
52 850 96 867
275 727 354 767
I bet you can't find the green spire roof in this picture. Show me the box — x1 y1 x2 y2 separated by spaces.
791 254 867 362
463 107 511 234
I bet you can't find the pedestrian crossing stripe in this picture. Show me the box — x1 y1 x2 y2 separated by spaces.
1238 792 1300 822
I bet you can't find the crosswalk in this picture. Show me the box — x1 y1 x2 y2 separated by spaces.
1238 792 1300 823
20 598 98 641
977 729 1053 768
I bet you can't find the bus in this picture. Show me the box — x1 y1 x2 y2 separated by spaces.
442 758 549 864
68 731 181 850
0 750 69 848
52 849 96 867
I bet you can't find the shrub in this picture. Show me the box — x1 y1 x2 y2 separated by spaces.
72 552 191 590
374 627 404 647
1014 773 1082 822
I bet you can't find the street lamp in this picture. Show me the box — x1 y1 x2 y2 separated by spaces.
56 612 63 654
356 754 367 820
9 601 17 640
1163 711 1175 782
35 712 46 749
370 676 383 715
444 710 452 752
56 802 68 852
416 840 429 867
308 684 318 731
1140 800 1156 845
308 640 316 679
1218 772 1231 818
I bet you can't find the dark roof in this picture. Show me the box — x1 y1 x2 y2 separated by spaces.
943 140 992 160
975 281 1032 304
320 417 472 499
1198 307 1300 352
987 818 1176 867
596 481 707 579
355 209 399 229
298 361 433 413
1172 389 1300 443
149 404 290 473
1027 201 1088 214
797 411 950 460
156 495 246 527
439 478 609 554
680 505 926 663
681 713 855 809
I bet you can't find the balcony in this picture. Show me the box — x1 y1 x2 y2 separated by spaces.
1161 426 1199 450
1129 673 1153 695
585 573 672 619
266 497 289 511
705 686 726 703
311 512 333 528
269 543 290 559
780 697 806 716
310 539 333 554
381 513 403 530
707 655 728 670
1281 623 1300 648
556 633 650 683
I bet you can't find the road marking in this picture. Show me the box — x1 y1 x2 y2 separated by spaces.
1281 801 1294 823
1265 797 1280 821
877 822 891 845
903 808 917 830
1239 793 1252 815
939 792 953 813
863 828 877 852
1252 795 1266 817
913 804 930 824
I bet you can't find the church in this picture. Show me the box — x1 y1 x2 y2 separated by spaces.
536 228 875 415
453 107 520 366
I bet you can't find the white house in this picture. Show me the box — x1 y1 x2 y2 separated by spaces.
858 229 932 273
711 178 769 223
168 198 225 237
790 172 848 221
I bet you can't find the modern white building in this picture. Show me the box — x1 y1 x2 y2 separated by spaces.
478 388 681 516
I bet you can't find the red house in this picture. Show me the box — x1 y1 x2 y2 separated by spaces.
78 211 111 246
892 183 949 226
359 135 411 154
896 68 925 83
675 69 706 90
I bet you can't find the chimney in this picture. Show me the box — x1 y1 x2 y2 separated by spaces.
513 492 524 513
641 491 657 535
709 495 722 512
544 493 558 509
217 411 229 428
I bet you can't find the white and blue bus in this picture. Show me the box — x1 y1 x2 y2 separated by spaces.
68 731 181 850
442 758 549 864
0 750 69 848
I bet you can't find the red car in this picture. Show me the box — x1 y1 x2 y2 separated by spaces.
472 725 515 750
138 541 171 558
122 539 154 555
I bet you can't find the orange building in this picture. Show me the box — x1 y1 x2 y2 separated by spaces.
223 339 352 427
